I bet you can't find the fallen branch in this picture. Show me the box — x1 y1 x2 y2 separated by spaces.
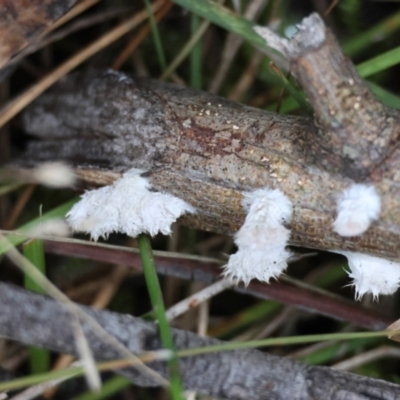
0 282 399 400
16 12 400 259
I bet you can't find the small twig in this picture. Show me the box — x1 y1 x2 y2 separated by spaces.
253 306 294 340
197 302 209 337
324 0 339 17
73 319 101 392
165 279 233 321
4 185 36 230
49 0 101 33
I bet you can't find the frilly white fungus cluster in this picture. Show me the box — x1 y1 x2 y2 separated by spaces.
333 184 381 237
223 188 293 286
338 251 400 301
66 169 195 240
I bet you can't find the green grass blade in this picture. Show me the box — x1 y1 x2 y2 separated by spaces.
0 367 82 392
138 234 183 400
367 81 400 109
23 238 50 374
190 14 202 89
0 359 132 393
144 0 167 72
23 239 46 293
177 331 392 357
0 330 393 393
357 45 400 78
172 0 265 48
270 68 313 114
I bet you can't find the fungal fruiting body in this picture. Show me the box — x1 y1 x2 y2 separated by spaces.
333 184 381 237
66 169 195 240
338 251 400 301
223 188 293 286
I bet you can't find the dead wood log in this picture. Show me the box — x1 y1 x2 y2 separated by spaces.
0 282 399 400
11 14 400 257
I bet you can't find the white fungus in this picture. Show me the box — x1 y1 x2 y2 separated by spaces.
333 184 381 237
338 251 400 301
223 188 293 285
34 162 76 188
66 169 195 240
29 218 71 238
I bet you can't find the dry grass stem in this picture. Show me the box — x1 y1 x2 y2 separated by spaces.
208 0 268 94
112 0 173 70
4 185 36 230
44 265 130 398
165 279 233 322
49 0 101 32
332 346 400 371
227 50 264 101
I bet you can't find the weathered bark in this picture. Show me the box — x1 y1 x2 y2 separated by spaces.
258 14 400 180
17 66 400 260
0 282 398 400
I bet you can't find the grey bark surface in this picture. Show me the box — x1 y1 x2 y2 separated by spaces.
0 282 399 400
